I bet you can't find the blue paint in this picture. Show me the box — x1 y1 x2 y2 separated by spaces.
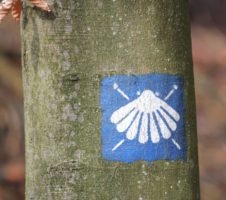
100 73 186 163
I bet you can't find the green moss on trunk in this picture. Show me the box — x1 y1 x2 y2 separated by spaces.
22 0 199 199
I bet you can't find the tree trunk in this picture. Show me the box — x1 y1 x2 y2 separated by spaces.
22 0 199 199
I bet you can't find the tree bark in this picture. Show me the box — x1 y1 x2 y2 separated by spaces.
22 0 199 199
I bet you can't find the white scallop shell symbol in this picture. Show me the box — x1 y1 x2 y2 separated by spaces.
111 83 181 151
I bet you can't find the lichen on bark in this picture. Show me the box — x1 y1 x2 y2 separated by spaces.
22 0 199 199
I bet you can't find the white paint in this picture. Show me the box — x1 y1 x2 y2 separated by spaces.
112 139 125 151
111 83 181 151
164 84 178 100
155 92 160 96
171 138 181 150
113 83 130 100
111 89 180 143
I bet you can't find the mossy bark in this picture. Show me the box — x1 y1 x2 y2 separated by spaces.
22 0 199 199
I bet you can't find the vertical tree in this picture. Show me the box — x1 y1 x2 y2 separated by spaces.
22 0 199 199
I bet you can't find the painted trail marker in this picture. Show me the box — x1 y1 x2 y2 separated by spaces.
100 74 186 163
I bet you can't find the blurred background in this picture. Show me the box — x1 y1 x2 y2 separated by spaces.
0 0 226 199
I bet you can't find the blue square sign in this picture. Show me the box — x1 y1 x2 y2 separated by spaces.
100 73 186 163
